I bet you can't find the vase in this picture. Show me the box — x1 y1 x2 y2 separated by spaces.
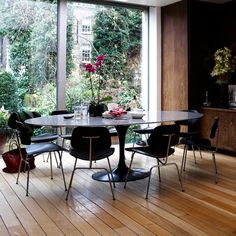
88 103 108 117
214 83 229 108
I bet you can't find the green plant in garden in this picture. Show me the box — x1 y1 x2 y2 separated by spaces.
0 71 18 112
92 7 142 95
0 106 9 129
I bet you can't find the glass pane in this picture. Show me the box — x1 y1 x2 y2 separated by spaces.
66 2 143 112
0 0 57 115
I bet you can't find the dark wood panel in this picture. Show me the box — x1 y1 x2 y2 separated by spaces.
161 0 188 110
199 107 236 154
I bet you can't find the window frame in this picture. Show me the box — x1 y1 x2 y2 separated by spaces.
57 1 160 116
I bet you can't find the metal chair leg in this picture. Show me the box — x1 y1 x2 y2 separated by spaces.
192 145 197 164
57 151 67 191
104 168 115 200
124 152 135 189
146 166 154 199
212 152 218 183
180 144 187 174
157 159 161 182
107 157 115 188
172 162 184 192
49 152 53 180
65 159 78 200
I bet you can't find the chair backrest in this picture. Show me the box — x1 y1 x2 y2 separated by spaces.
210 117 219 139
175 109 200 127
8 111 41 135
147 124 180 152
71 126 112 151
15 121 32 145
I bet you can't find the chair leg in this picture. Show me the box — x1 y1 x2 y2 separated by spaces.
26 162 30 196
172 162 184 192
57 151 67 191
65 158 78 200
199 147 203 158
146 166 154 199
183 146 188 171
124 152 135 188
192 145 197 164
157 159 161 182
104 168 115 200
107 157 115 188
54 152 60 168
212 152 218 183
49 152 53 180
180 144 187 174
16 156 23 185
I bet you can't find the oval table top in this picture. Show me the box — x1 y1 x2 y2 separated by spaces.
25 110 203 127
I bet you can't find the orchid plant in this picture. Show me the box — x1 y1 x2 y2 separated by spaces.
84 54 112 106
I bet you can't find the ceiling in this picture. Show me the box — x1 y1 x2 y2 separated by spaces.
105 0 232 7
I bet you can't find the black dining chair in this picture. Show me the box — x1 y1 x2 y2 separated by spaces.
124 124 184 199
15 121 67 196
176 109 201 163
8 111 59 143
180 117 219 183
66 126 116 200
132 126 154 146
8 111 60 167
50 110 73 148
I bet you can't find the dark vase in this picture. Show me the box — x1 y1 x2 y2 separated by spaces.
88 103 108 117
214 83 229 108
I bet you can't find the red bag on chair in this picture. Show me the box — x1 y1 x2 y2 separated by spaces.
2 148 36 173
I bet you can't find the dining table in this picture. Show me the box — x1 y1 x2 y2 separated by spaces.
25 110 203 182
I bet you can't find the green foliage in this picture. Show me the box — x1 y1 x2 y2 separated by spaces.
92 7 142 86
0 0 74 112
0 112 8 128
0 71 18 112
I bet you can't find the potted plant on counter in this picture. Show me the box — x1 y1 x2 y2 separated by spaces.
211 46 236 107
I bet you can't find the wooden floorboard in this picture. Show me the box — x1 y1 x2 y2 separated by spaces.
0 146 236 236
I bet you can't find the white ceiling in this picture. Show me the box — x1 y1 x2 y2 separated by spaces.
106 0 232 7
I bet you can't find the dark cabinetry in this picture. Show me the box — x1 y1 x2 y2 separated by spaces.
199 107 236 154
162 0 236 110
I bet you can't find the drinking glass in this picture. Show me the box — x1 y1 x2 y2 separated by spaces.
80 103 88 117
74 106 80 119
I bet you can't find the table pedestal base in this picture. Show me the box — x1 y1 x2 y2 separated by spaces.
92 168 150 182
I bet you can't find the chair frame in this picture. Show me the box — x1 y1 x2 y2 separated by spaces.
14 121 67 196
180 117 219 183
125 125 184 199
66 129 115 200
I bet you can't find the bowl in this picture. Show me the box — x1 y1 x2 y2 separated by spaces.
63 114 74 119
129 111 145 119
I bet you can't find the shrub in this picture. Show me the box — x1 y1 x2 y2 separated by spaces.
0 71 18 112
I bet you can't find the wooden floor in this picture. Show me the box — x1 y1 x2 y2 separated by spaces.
0 145 236 236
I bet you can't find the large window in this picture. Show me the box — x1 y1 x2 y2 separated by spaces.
0 0 149 116
65 2 144 111
0 0 57 113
